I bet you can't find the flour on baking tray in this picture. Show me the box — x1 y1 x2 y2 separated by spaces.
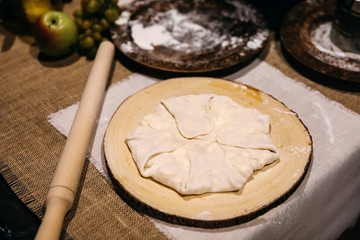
115 2 269 54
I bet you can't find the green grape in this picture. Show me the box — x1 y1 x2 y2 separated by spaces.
86 0 101 14
73 9 83 18
74 0 121 59
93 32 103 41
92 24 103 32
99 18 110 30
80 36 95 49
101 37 109 42
81 20 92 30
84 29 93 36
75 18 83 28
78 33 85 40
104 8 119 23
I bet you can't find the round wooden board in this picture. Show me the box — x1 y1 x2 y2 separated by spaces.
104 77 312 228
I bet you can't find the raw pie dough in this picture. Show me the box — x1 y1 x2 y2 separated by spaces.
126 94 279 195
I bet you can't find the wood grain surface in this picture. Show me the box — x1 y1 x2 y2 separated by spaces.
104 77 312 228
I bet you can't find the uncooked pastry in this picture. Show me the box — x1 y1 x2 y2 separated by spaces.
126 94 279 195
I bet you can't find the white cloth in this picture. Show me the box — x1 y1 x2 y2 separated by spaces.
48 60 360 240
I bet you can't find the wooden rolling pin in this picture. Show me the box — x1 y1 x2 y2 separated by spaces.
35 41 115 240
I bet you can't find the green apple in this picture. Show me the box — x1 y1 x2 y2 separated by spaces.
34 11 78 57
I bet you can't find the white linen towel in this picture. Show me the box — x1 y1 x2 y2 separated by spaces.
48 60 360 240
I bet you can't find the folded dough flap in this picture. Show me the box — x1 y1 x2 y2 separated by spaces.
161 94 215 138
156 140 279 195
182 140 249 195
222 145 279 175
143 146 190 193
126 105 186 176
211 95 279 153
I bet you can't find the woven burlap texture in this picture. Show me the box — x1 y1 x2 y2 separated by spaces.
1 4 359 239
0 32 168 239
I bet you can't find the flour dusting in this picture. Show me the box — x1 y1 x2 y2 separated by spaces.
310 22 360 72
115 0 269 54
314 102 335 144
129 9 233 53
272 108 296 115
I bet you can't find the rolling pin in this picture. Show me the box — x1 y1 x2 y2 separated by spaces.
35 41 115 240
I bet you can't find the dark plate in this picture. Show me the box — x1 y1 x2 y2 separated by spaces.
280 0 360 82
111 0 269 73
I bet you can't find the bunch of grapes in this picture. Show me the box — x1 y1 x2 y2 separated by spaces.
73 0 120 59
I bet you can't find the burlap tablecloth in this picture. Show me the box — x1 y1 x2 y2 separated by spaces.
1 1 359 239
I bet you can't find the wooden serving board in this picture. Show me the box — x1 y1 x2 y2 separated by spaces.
104 77 312 228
